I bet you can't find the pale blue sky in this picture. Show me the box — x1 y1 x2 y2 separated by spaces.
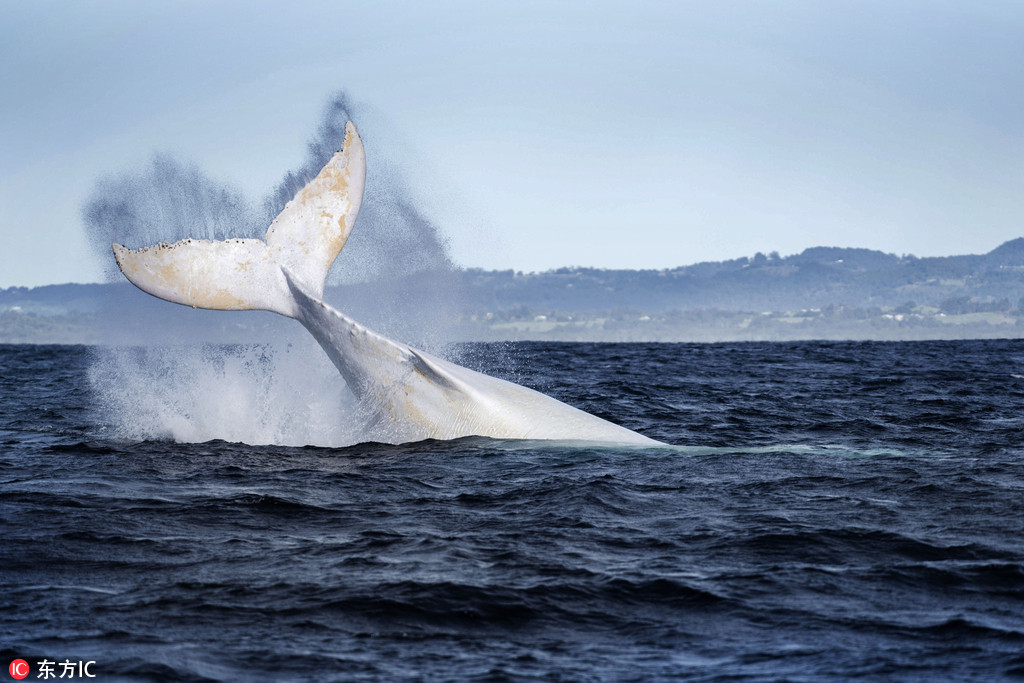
2 0 1023 286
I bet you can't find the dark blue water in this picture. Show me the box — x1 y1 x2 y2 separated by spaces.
2 340 1024 681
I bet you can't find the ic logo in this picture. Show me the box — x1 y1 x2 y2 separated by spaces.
9 659 29 680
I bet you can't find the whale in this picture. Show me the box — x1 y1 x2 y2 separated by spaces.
112 122 661 446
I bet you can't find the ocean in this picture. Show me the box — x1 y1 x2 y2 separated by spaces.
2 340 1023 681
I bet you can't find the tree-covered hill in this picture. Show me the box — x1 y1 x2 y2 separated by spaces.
4 239 1024 342
455 238 1024 313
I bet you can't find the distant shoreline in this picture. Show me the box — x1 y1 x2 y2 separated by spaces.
2 307 1021 345
5 239 1024 343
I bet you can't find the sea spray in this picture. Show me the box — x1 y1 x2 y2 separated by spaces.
265 92 462 351
262 92 454 286
88 339 358 447
82 155 263 282
82 91 465 446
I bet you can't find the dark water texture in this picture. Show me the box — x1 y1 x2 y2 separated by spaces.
2 340 1024 681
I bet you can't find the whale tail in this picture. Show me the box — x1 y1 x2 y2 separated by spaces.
112 122 366 319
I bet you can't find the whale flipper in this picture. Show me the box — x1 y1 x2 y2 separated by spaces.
112 122 661 446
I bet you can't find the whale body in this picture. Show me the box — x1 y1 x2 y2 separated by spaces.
113 122 660 446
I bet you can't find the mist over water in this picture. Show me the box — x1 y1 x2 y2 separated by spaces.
88 340 355 447
82 91 466 446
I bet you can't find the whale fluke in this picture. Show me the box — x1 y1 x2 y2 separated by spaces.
112 122 661 446
113 122 365 317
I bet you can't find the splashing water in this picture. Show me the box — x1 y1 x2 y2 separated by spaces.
261 92 454 286
88 339 361 446
82 156 263 281
261 92 463 350
82 91 466 446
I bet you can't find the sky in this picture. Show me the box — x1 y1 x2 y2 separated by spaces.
2 0 1024 287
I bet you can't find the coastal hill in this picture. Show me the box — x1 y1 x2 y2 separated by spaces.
3 239 1024 343
455 238 1024 313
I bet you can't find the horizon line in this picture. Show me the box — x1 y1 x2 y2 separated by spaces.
5 235 1022 290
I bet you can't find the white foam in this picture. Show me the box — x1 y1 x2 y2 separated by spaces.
89 337 363 447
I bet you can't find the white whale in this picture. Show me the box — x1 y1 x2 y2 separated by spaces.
112 122 660 446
